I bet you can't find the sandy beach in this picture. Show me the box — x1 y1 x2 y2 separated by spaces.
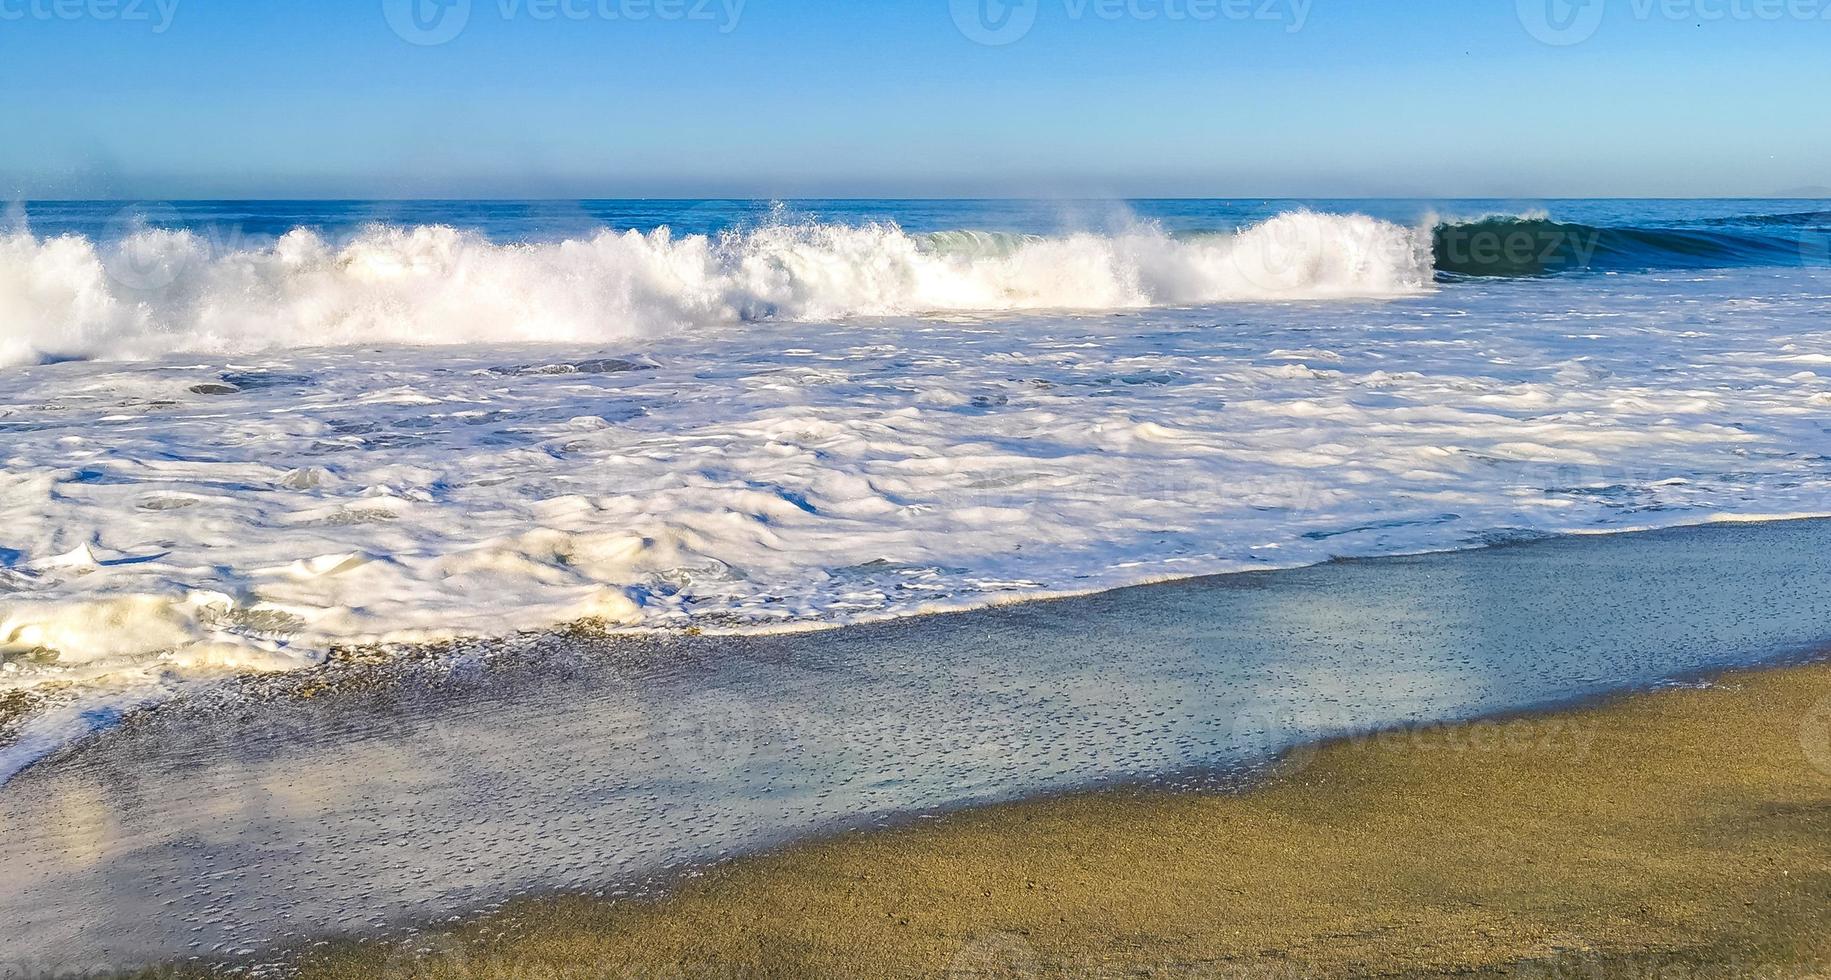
142 658 1831 979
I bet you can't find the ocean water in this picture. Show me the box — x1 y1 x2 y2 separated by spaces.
3 198 1830 780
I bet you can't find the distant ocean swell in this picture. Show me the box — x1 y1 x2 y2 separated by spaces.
0 211 1430 368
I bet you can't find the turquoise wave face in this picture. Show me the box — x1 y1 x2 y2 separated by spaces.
1433 214 1831 278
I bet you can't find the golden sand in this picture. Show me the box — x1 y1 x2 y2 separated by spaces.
176 664 1831 979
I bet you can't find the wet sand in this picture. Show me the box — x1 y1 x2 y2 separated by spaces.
7 519 1831 969
246 661 1831 979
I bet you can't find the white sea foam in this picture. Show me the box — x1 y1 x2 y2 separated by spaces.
3 216 1830 782
0 211 1430 368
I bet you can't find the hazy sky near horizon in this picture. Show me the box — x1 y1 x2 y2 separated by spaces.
3 0 1827 199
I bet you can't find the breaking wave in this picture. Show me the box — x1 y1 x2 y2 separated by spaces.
0 211 1432 368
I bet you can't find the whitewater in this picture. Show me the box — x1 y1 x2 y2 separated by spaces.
4 201 1831 781
0 210 1426 368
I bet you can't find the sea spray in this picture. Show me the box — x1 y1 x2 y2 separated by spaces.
0 211 1431 368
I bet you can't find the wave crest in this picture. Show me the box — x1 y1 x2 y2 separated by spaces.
0 211 1432 367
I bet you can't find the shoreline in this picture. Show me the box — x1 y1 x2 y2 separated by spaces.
143 658 1831 979
10 516 1831 967
7 514 1829 784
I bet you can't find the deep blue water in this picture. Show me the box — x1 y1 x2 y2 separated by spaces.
12 196 1829 239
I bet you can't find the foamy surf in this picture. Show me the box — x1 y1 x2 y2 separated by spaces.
4 202 1830 783
0 211 1431 368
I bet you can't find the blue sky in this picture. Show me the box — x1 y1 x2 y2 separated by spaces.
2 0 1827 198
